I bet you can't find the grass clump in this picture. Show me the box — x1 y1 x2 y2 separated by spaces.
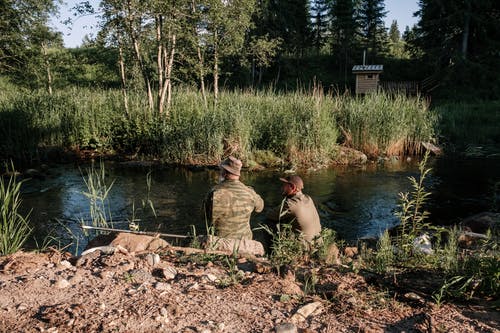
0 164 32 255
336 92 436 157
81 162 115 230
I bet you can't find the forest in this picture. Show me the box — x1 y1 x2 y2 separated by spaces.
2 0 499 100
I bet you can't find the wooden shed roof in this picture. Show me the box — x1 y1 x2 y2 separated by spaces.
352 65 383 73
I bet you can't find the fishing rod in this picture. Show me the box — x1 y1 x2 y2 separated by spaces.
80 225 190 239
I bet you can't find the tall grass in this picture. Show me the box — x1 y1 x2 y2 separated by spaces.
335 92 436 157
434 101 500 147
0 165 32 255
81 162 115 229
0 86 436 165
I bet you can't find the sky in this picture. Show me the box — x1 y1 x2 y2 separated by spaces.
51 0 420 48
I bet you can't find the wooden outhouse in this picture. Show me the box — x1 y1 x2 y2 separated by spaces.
352 64 383 94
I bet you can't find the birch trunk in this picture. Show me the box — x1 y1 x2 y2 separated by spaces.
213 30 219 103
156 15 165 114
126 0 153 111
41 42 53 95
191 0 207 107
117 33 129 115
461 6 470 60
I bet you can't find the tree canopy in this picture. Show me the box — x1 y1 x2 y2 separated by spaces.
1 0 498 100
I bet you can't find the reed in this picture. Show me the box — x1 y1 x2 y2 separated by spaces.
0 164 32 255
335 92 436 157
434 101 500 147
81 162 115 229
1 86 435 165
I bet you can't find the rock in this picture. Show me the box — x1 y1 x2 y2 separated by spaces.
197 329 211 333
404 292 425 304
80 246 118 257
325 243 340 265
458 231 489 248
291 301 323 323
145 253 161 266
412 234 434 255
110 233 170 253
154 282 172 291
98 271 115 280
17 303 28 311
275 322 297 333
460 212 499 234
204 273 218 282
59 260 73 269
127 269 153 284
422 142 442 156
54 279 71 289
335 146 368 165
344 246 358 258
160 266 177 280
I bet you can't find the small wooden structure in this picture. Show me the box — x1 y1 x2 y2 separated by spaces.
352 64 383 94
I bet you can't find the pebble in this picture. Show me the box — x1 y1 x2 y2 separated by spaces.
160 307 168 316
187 282 199 291
204 273 218 282
59 260 73 269
271 309 282 317
275 323 297 333
291 301 323 323
198 329 211 333
154 282 172 291
161 266 177 280
404 292 425 303
54 279 71 289
17 303 28 311
146 253 161 266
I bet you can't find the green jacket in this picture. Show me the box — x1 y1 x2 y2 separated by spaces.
204 179 264 240
267 191 321 242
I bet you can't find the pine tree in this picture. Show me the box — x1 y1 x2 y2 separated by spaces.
330 0 359 83
261 0 311 56
357 0 387 62
387 20 406 58
411 0 500 97
310 0 331 54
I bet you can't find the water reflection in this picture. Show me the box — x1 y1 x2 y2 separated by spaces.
20 156 499 251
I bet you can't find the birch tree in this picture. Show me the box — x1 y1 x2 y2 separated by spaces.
201 0 256 101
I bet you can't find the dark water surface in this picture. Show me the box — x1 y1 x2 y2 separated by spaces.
20 156 499 252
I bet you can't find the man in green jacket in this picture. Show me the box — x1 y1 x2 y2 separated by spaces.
204 156 264 240
267 175 322 245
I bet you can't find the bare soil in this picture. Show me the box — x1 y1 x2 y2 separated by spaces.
0 248 498 333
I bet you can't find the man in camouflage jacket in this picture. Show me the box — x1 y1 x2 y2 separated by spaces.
204 156 264 240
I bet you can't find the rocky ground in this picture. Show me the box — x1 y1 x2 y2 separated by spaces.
0 243 498 333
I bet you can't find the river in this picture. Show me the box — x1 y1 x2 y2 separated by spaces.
20 156 499 253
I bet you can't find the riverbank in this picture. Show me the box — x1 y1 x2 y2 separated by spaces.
0 245 498 332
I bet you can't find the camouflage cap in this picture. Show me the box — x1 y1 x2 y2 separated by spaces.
279 175 304 191
220 156 242 176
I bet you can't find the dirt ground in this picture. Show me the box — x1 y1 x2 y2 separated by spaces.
0 248 498 333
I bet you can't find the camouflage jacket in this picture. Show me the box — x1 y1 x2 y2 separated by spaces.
204 180 264 240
